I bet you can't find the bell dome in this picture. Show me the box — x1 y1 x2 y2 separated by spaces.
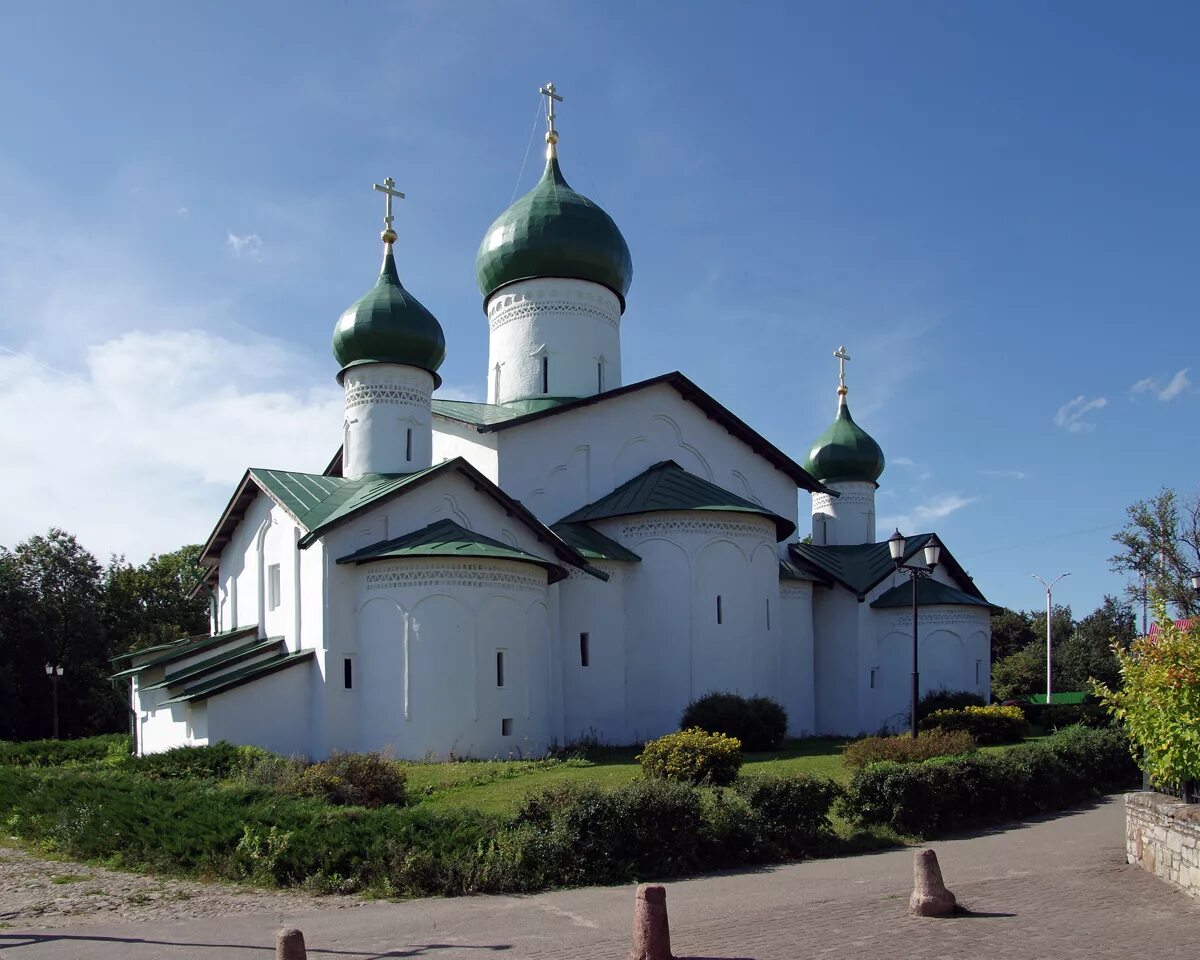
804 395 886 485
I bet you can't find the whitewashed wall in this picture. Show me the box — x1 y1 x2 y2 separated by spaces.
342 364 435 477
779 580 816 736
486 278 622 404
811 480 877 546
431 419 499 481
205 664 313 758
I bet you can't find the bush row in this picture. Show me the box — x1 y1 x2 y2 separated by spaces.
842 729 976 768
920 704 1029 745
0 766 840 896
0 733 132 767
843 725 1139 837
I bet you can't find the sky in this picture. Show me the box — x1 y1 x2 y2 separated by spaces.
0 1 1196 617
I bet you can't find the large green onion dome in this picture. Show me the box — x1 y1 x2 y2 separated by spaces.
474 153 633 309
332 246 446 385
804 394 886 485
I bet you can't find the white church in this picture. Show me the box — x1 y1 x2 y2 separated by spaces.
115 87 994 759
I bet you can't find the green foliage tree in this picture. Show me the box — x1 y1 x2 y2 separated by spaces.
1055 595 1135 691
1110 487 1200 618
991 644 1046 701
103 545 209 654
1094 601 1200 787
990 607 1037 662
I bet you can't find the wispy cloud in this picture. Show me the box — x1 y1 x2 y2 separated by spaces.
982 469 1028 480
879 494 977 535
434 383 484 403
226 231 263 259
891 456 916 467
1054 395 1107 433
1130 369 1191 402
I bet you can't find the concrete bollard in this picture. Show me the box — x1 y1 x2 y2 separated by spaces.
276 927 307 960
628 883 673 960
909 848 957 917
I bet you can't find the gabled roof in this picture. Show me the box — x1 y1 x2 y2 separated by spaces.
161 649 314 705
779 557 831 584
559 460 796 541
320 373 830 493
137 637 284 692
789 535 986 602
871 578 999 611
337 519 571 584
551 522 642 563
200 457 599 579
109 626 259 679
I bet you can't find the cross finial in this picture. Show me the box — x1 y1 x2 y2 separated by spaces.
372 177 405 244
539 81 564 157
834 345 851 396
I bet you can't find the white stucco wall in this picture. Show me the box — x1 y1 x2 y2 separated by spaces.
431 418 499 481
811 480 877 546
557 561 629 744
779 580 816 736
342 364 436 477
486 278 622 404
204 663 313 758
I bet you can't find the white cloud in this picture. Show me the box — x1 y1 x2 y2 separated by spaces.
434 383 484 403
1129 369 1191 402
226 231 263 259
0 331 341 563
1054 395 1107 433
1131 377 1157 395
982 469 1028 480
879 494 976 535
891 456 916 467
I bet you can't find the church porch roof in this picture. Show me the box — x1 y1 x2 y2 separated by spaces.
109 626 260 679
550 522 642 562
136 637 286 691
160 649 315 705
337 519 571 584
789 536 987 602
870 579 1000 611
559 460 796 542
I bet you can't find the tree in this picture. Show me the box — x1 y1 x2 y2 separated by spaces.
991 644 1045 701
990 607 1037 663
103 545 209 654
1110 487 1200 619
1055 595 1135 691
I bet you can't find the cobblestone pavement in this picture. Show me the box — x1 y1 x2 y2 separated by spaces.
2 797 1199 960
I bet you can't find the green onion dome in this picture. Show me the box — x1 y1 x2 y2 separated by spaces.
332 247 446 385
804 394 886 485
475 154 633 309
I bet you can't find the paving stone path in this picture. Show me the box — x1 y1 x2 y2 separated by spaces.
2 797 1199 959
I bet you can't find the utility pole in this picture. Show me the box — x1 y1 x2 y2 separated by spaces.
1032 574 1070 704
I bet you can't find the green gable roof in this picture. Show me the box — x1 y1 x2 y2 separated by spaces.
789 536 987 602
336 519 571 584
871 578 998 611
559 460 796 541
551 522 642 563
431 396 576 426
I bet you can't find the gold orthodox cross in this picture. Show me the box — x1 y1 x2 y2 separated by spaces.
834 345 851 393
539 82 563 144
373 177 405 243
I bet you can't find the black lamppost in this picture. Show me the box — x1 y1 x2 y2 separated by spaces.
44 663 63 739
888 530 942 738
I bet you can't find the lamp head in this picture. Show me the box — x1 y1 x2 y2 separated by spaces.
1192 571 1200 595
887 529 905 565
923 535 942 569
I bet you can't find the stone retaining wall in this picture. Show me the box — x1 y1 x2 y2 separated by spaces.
1126 791 1200 897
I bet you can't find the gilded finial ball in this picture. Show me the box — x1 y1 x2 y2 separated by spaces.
545 131 559 144
381 228 397 244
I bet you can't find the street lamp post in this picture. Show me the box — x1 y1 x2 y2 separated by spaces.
889 530 942 738
44 663 63 739
1032 573 1070 705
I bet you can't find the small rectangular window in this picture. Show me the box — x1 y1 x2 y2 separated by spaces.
542 355 549 394
869 668 878 690
344 658 353 690
597 361 603 393
975 659 982 685
496 650 505 687
716 595 723 625
268 563 281 611
501 717 513 736
406 427 413 462
766 598 771 630
580 632 590 667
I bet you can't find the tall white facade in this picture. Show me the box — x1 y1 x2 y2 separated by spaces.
812 480 877 546
342 364 436 477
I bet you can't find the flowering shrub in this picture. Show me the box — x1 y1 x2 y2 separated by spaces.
921 704 1029 745
1094 604 1200 787
842 729 976 768
637 728 743 785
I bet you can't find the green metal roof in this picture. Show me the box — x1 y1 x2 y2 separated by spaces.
871 579 997 610
336 519 570 584
332 248 445 382
779 557 829 583
109 626 259 680
431 396 577 426
161 649 314 705
110 632 209 665
475 153 633 307
559 460 796 541
137 637 284 692
1025 692 1090 705
804 395 885 485
551 522 642 563
789 536 988 602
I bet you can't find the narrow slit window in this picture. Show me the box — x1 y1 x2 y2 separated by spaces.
501 718 513 736
766 598 771 630
869 668 878 690
496 650 505 687
541 355 549 394
580 632 590 667
975 659 982 685
597 361 603 393
267 563 281 611
406 427 413 462
343 658 353 690
716 595 723 625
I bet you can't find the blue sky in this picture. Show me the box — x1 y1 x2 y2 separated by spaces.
0 1 1196 618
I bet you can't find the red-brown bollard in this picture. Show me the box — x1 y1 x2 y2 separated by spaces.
628 883 673 960
909 849 956 917
276 927 307 960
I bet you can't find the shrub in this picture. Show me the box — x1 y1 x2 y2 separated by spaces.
842 729 976 768
680 692 788 751
135 742 269 780
1094 605 1200 787
732 775 841 857
842 726 1139 837
915 689 986 722
1040 702 1113 730
294 752 408 808
921 704 1029 745
0 733 131 767
637 728 742 785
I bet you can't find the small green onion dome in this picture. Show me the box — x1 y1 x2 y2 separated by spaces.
475 154 633 309
804 395 886 485
332 247 446 384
